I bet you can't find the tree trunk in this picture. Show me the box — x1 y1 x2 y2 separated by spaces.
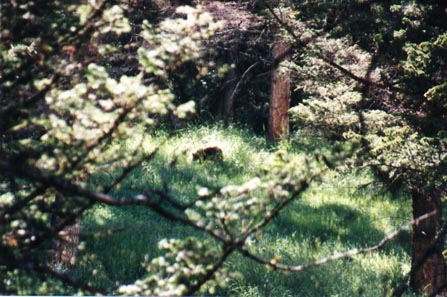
52 219 80 268
268 41 290 141
216 65 238 122
410 189 446 294
215 44 240 122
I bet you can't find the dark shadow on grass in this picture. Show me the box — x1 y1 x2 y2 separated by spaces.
77 138 259 287
77 203 207 288
271 202 389 246
224 200 411 297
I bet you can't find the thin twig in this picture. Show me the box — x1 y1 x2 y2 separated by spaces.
238 178 310 244
227 61 261 109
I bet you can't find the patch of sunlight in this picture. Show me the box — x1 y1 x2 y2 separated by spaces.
302 169 410 215
157 125 266 167
354 252 410 276
368 203 406 231
141 134 160 154
301 188 354 208
232 285 262 297
122 131 162 154
90 205 115 226
0 192 14 207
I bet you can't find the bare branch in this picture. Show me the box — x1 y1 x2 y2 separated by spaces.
227 61 261 111
238 211 436 272
238 178 310 244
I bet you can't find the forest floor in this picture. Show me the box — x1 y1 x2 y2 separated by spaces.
74 124 414 296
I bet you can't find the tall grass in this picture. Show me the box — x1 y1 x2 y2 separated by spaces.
75 124 413 296
226 172 412 296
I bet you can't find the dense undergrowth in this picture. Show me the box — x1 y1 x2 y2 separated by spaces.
75 124 413 296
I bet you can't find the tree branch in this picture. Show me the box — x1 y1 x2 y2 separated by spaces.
0 255 106 295
261 1 419 96
0 157 228 244
227 61 261 110
237 211 436 272
239 178 310 244
184 245 234 296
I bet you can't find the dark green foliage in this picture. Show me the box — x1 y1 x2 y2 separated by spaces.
2 0 446 295
288 1 447 294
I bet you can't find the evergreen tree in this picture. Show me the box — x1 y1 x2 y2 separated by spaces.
0 1 318 294
288 1 447 294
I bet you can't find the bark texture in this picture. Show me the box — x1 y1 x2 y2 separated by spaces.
268 41 290 141
52 220 80 267
216 65 238 121
410 189 446 294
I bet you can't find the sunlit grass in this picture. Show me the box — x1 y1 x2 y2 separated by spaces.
228 169 412 296
75 124 414 296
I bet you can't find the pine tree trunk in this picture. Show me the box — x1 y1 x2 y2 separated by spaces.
215 45 239 122
52 219 80 268
268 41 290 141
216 66 237 122
410 189 446 294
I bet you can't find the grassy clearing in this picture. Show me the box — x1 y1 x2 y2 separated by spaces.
75 124 413 296
227 172 412 296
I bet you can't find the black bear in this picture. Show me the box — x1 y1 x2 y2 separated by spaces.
192 146 223 163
